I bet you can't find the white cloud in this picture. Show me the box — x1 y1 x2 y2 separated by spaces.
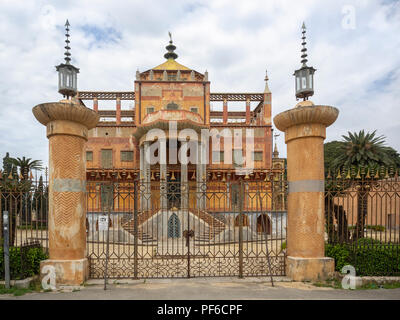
0 0 399 171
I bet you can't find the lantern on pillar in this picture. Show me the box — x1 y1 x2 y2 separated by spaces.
293 22 316 101
56 20 79 99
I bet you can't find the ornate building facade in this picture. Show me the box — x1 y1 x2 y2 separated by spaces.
79 37 286 238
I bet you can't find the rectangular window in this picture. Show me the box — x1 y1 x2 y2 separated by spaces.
121 151 134 162
101 184 114 210
252 151 263 161
86 151 93 162
146 107 155 114
212 151 224 163
101 149 113 168
190 107 198 113
233 149 243 166
168 74 177 81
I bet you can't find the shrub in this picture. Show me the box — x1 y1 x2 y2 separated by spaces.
325 240 400 276
325 243 352 272
0 246 48 280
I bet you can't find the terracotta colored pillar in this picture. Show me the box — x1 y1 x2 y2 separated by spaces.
93 97 98 112
245 98 250 124
274 101 339 281
32 99 99 286
223 98 228 124
116 97 121 125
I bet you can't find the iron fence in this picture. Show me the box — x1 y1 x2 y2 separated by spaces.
325 174 400 275
0 176 49 280
86 171 287 279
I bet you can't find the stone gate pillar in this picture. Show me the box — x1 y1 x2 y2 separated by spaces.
274 101 339 281
33 99 99 286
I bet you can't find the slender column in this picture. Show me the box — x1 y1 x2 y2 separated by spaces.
223 98 228 124
160 139 167 210
245 98 250 124
139 144 144 210
116 97 121 125
196 141 206 210
32 99 99 286
274 101 339 281
181 162 188 211
143 141 151 211
93 97 98 112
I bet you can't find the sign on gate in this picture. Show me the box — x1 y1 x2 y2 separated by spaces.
98 215 109 231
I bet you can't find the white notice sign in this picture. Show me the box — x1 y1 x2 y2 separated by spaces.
98 215 109 231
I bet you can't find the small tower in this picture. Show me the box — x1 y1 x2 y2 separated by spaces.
55 20 79 99
293 22 316 101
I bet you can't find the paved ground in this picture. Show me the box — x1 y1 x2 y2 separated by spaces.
1 277 400 300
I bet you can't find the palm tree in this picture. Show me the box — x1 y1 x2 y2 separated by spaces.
9 157 43 180
330 130 399 241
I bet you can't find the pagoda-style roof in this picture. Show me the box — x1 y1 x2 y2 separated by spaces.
152 58 191 71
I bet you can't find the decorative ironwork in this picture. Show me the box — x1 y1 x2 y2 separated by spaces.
77 91 265 101
77 91 135 100
210 93 264 101
325 174 400 276
86 172 287 279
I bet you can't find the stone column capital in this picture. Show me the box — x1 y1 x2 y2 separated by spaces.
33 100 99 140
273 105 339 140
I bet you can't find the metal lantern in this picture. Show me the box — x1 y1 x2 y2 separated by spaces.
56 20 79 98
294 23 316 101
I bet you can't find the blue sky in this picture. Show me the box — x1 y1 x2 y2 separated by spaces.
0 0 399 171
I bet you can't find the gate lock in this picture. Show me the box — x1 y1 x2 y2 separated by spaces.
183 229 195 247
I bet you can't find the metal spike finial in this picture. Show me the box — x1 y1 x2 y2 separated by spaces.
64 19 71 64
164 32 178 60
301 22 308 67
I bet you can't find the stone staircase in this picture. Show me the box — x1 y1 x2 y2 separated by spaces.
121 210 159 243
121 208 226 243
189 209 226 241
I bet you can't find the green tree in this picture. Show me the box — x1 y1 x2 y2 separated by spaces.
325 130 400 242
9 157 43 180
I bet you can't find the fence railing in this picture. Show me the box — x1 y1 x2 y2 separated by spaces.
0 177 49 280
325 174 400 275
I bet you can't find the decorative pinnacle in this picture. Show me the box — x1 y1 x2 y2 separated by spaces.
164 31 178 60
64 19 71 64
301 22 308 67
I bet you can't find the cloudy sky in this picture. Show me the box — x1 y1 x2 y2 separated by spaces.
0 0 399 171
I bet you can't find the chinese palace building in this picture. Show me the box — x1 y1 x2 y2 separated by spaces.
78 36 286 239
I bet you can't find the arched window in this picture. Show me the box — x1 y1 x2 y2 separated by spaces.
168 213 180 238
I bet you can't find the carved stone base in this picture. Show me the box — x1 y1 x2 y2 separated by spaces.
40 258 89 286
286 256 335 281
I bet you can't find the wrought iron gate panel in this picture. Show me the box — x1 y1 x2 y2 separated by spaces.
86 170 287 279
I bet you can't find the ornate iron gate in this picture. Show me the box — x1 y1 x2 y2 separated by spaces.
86 171 287 279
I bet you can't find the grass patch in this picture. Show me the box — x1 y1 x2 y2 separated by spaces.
358 282 400 290
0 284 33 296
312 278 343 289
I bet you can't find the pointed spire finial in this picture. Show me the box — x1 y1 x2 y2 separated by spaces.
264 69 271 93
56 19 79 98
64 19 72 64
273 133 280 158
301 22 308 67
164 32 178 60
